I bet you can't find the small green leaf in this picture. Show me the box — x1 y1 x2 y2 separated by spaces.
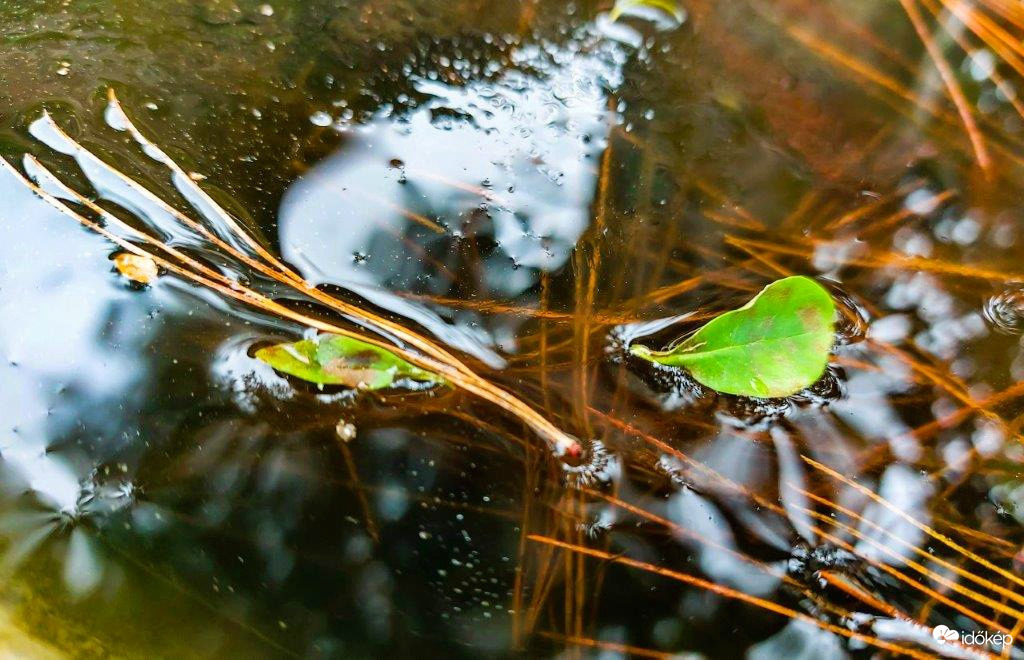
629 276 836 398
255 334 445 390
609 0 685 22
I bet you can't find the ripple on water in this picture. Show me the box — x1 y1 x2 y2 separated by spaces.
984 287 1024 334
716 395 793 428
828 284 870 346
790 365 847 407
211 334 303 413
606 318 715 411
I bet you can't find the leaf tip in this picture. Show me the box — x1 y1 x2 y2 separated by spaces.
628 343 652 359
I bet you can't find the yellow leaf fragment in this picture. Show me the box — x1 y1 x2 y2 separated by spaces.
113 252 159 285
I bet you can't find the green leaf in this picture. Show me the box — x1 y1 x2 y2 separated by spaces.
609 0 686 22
629 276 836 398
255 334 445 390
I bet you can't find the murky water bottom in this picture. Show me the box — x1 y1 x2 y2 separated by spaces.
3 0 1024 658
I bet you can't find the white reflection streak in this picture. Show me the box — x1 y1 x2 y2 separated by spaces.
854 465 931 566
772 426 816 544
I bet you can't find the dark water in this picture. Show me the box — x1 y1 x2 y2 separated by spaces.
2 0 1024 658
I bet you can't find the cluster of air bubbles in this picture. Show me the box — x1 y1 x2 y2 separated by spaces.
812 239 868 273
655 454 693 491
578 506 617 540
562 440 620 488
867 314 912 345
649 361 712 411
787 542 862 588
983 288 1024 335
604 325 632 363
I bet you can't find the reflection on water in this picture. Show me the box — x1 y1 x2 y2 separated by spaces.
282 48 616 280
2 0 1024 658
280 32 622 364
0 163 145 536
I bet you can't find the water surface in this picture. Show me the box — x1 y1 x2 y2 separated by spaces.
2 0 1024 658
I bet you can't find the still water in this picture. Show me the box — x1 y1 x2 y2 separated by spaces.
2 0 1024 658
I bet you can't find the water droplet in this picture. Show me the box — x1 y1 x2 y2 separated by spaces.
309 111 333 127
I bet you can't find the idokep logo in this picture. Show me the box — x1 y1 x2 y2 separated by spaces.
932 625 960 645
932 625 1014 648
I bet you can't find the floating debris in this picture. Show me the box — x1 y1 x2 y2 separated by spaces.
256 333 445 389
112 252 159 285
336 419 357 442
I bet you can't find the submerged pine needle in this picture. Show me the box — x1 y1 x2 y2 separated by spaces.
526 534 947 660
803 455 1024 593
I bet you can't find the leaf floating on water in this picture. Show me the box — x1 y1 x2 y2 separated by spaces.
609 0 686 23
113 252 159 285
255 334 445 390
629 276 836 398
